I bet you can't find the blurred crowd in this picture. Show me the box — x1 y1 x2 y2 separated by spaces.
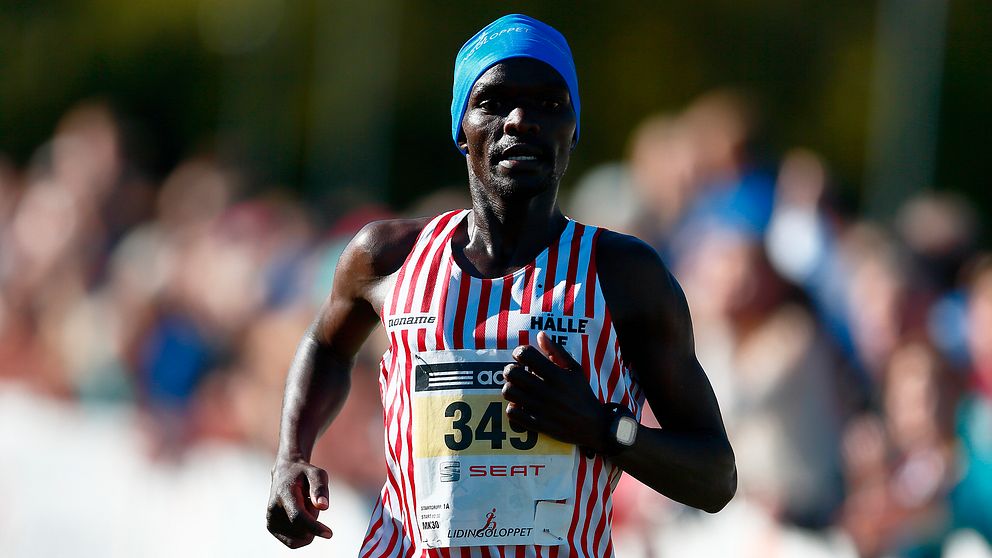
1 94 990 558
570 90 991 558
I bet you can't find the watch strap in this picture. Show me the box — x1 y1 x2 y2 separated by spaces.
582 402 636 458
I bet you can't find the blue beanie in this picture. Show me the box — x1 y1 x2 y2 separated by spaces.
451 14 580 154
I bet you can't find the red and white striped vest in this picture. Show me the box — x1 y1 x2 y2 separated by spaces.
359 209 644 558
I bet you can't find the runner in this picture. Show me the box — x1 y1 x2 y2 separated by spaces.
266 13 736 557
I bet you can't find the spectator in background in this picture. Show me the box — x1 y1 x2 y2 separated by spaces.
841 341 958 558
126 157 241 457
895 192 980 371
952 255 992 546
625 115 698 250
677 224 848 530
569 88 775 268
565 160 641 236
567 114 698 247
764 148 866 388
765 149 837 291
0 101 138 398
673 89 775 240
897 192 979 295
840 223 927 381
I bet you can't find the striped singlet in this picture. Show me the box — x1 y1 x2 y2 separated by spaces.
359 209 645 558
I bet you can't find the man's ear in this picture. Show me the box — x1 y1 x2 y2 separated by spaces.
457 129 468 153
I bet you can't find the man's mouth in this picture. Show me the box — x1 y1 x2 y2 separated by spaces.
496 144 548 170
503 155 540 162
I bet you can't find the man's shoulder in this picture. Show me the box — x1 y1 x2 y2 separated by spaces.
590 227 681 321
349 216 436 278
592 228 668 276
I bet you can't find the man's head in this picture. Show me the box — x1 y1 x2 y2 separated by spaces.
452 14 580 152
452 14 580 198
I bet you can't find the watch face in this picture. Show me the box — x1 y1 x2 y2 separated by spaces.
616 416 637 446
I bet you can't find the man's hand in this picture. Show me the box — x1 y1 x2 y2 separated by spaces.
266 457 333 548
501 331 611 452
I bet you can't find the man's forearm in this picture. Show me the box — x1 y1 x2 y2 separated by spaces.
611 426 737 513
276 331 353 462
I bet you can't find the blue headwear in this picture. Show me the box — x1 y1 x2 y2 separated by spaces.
451 14 580 154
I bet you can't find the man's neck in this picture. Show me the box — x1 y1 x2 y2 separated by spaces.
454 187 566 279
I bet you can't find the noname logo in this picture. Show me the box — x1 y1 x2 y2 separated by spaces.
440 460 460 482
387 314 436 328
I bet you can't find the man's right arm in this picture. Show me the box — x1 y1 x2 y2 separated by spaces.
266 219 425 549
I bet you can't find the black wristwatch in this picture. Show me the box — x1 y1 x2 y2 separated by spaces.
585 403 638 458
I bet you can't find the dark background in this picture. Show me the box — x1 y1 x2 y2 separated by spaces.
3 0 989 218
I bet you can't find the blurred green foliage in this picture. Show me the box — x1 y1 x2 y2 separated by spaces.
1 0 989 213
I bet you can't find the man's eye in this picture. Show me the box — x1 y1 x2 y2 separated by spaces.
542 100 562 111
479 99 504 111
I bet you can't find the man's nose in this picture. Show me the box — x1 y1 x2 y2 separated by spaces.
504 106 540 136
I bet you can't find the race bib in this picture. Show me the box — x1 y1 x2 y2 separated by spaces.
412 349 576 548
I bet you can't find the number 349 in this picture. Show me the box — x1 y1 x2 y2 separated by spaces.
444 401 537 451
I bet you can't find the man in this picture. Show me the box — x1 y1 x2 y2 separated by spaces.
266 14 736 557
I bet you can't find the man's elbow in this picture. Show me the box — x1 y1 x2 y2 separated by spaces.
700 451 737 513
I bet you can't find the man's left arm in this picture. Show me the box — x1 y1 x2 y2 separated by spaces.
503 231 736 513
598 232 736 512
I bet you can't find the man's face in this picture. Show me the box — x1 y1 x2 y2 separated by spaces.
458 58 576 199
